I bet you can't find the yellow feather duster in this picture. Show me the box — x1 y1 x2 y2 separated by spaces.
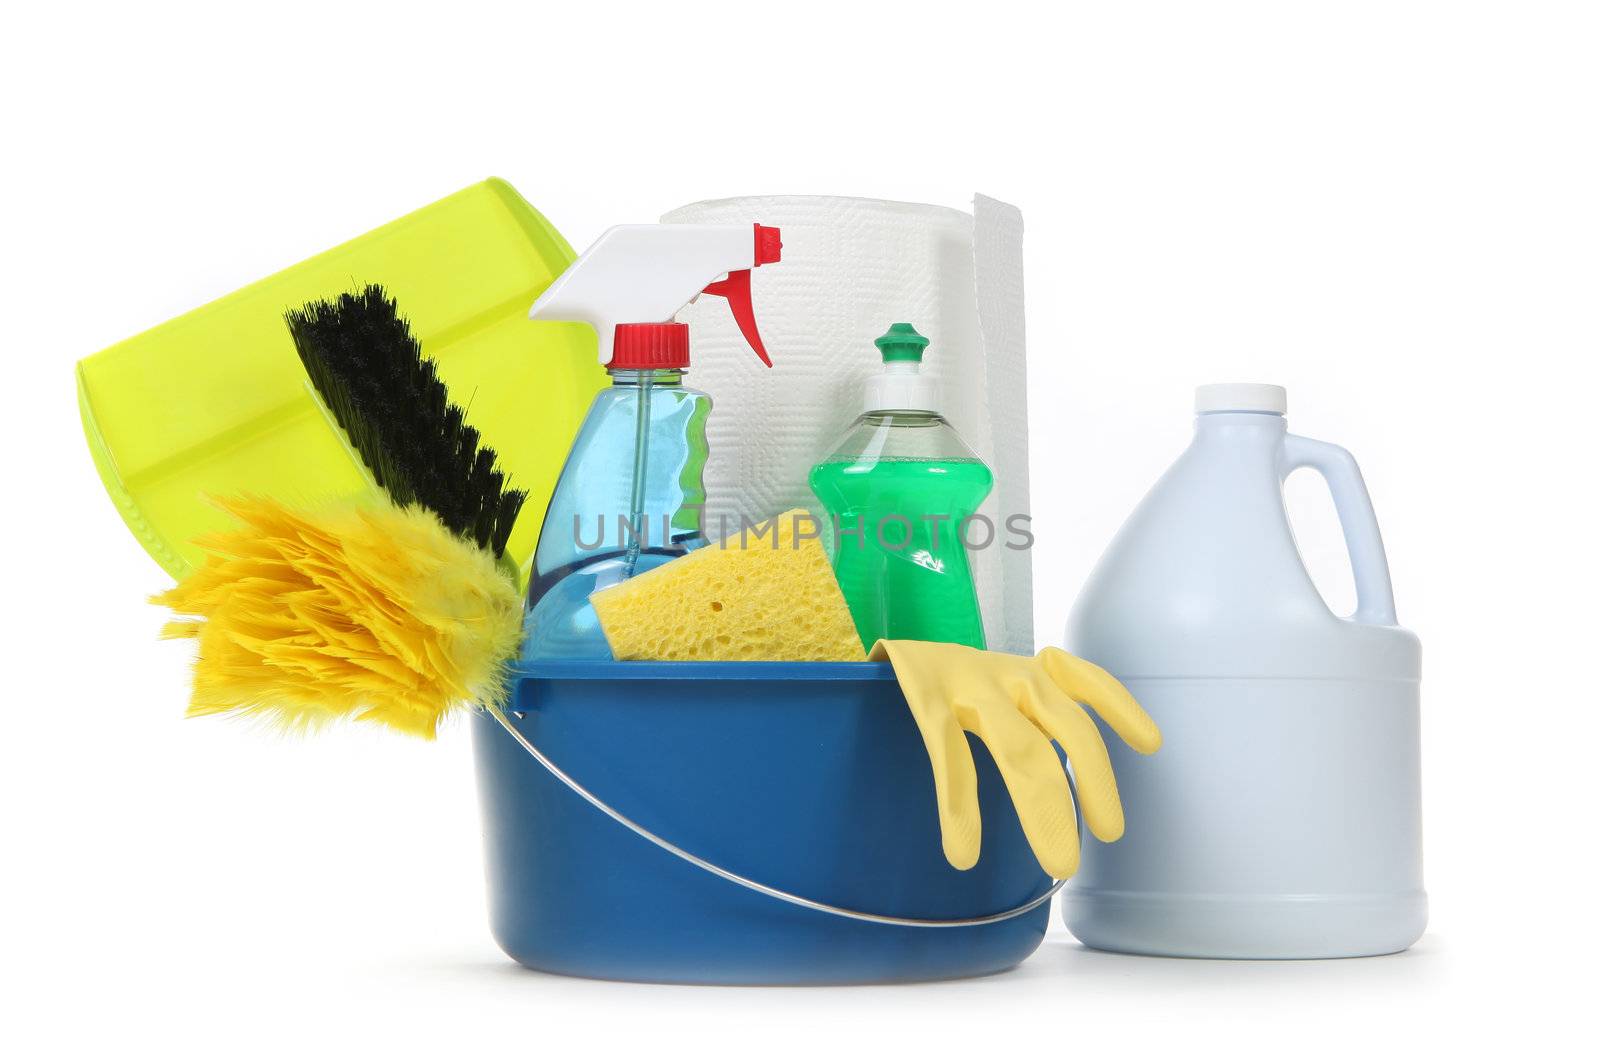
154 495 522 738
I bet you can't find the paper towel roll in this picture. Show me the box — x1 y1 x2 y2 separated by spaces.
661 195 1033 654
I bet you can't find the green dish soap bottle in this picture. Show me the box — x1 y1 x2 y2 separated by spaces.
809 324 994 649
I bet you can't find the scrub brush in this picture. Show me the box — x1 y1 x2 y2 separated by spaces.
154 286 527 738
286 285 527 557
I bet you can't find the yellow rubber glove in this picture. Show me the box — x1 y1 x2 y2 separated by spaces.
869 641 1162 880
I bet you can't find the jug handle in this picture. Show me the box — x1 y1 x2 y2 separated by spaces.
1281 434 1398 626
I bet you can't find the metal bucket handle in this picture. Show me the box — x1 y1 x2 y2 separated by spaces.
484 701 1064 929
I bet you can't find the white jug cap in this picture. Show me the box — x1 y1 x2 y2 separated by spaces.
1196 383 1287 414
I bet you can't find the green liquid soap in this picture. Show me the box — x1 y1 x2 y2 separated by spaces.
810 453 993 649
809 320 997 649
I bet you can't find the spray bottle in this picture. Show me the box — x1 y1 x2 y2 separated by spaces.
521 223 782 660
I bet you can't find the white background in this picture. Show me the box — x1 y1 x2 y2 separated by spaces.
5 1 1597 1050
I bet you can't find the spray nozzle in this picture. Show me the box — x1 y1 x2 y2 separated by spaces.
530 223 782 369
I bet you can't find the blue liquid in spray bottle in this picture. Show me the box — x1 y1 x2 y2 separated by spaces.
519 223 783 660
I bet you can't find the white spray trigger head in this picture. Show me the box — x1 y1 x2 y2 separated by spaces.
529 223 781 366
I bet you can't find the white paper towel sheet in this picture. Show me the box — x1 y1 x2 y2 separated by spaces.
661 195 1033 654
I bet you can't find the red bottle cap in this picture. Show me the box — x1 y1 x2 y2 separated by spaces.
611 322 690 369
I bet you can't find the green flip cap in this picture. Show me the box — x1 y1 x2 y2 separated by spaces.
875 322 930 363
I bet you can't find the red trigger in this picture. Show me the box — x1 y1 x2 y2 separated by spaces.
701 269 773 367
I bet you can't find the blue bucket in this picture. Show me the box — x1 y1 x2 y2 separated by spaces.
472 660 1057 984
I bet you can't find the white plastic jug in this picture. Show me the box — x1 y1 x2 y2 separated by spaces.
1062 384 1425 959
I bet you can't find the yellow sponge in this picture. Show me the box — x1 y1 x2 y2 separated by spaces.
592 509 866 662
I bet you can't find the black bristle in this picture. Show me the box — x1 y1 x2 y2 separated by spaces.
284 285 529 558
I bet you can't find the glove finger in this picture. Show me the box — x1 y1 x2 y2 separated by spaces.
966 693 1081 879
1039 648 1162 754
875 640 983 871
1024 678 1126 843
